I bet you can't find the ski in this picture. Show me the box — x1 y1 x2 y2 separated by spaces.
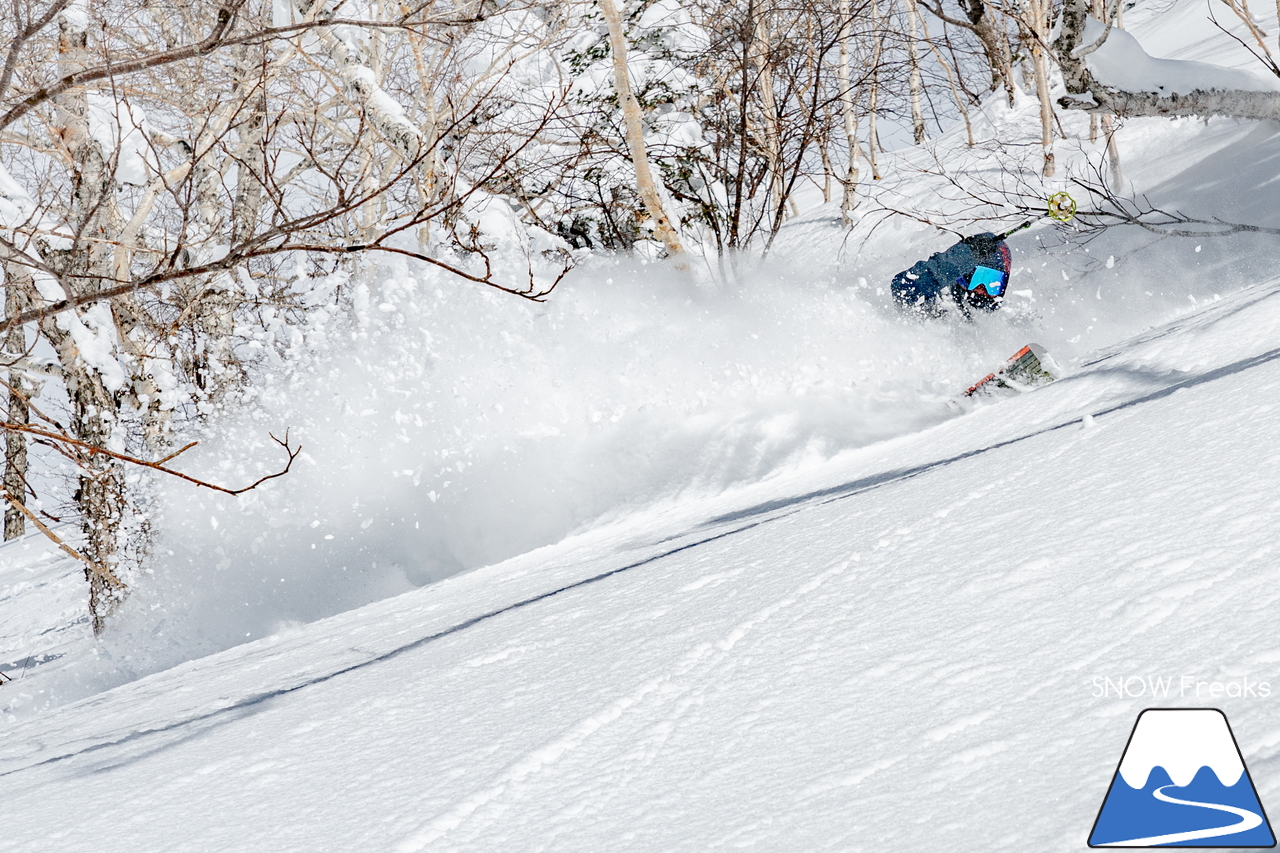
964 342 1060 398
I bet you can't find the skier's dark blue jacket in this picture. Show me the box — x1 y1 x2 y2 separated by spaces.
891 232 1012 312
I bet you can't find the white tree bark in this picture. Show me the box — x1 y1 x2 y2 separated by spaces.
904 0 926 144
294 0 424 164
50 11 132 631
1026 0 1055 176
867 0 884 180
3 264 30 541
599 0 685 257
1091 0 1122 188
1103 113 1122 187
749 2 786 224
837 0 864 221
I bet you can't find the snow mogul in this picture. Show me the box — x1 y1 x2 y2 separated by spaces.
891 230 1013 315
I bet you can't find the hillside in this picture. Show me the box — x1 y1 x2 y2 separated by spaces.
4 258 1280 851
4 0 1280 848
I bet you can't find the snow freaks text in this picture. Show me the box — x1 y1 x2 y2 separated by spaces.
1092 677 1272 700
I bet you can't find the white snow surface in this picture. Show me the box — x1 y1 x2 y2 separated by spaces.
1118 709 1245 789
1084 17 1280 96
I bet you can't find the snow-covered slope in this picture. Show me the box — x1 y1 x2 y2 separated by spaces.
4 267 1280 851
5 2 1280 847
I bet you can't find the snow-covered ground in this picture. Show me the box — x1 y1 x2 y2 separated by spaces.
5 0 1280 848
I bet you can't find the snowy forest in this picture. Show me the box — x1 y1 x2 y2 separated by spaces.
5 0 1280 847
5 0 1277 635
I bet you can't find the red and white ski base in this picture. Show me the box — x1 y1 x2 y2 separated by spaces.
964 342 1061 398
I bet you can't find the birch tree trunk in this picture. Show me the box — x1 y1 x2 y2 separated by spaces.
905 0 926 144
49 11 131 633
599 0 685 257
971 2 1016 107
3 265 30 541
294 0 424 165
406 28 445 249
867 0 884 180
921 0 1015 106
3 382 27 541
1091 0 1122 188
837 0 863 221
1027 0 1056 176
749 5 785 225
1103 114 1122 187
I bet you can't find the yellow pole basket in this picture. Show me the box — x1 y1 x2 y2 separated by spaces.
1048 191 1077 222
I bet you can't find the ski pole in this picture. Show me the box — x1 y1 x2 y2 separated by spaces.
998 191 1078 239
998 220 1034 240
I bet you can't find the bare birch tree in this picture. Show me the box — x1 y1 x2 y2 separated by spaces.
837 0 866 220
917 0 1015 105
599 0 686 256
903 0 926 144
1021 0 1057 176
0 0 574 631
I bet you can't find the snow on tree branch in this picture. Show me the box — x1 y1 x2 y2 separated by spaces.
1054 0 1280 120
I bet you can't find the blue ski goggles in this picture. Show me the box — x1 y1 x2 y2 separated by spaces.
962 265 1006 296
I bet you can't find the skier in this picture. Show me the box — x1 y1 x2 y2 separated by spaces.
891 230 1013 314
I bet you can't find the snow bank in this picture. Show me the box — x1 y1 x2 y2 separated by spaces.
1084 16 1280 96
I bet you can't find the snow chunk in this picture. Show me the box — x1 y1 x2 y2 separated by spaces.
1085 17 1280 96
88 95 155 187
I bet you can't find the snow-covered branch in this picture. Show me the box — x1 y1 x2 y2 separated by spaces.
1054 0 1280 120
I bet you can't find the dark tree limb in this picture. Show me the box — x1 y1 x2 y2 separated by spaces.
0 422 302 495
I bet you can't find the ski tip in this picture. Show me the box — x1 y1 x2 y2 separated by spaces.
962 342 1059 399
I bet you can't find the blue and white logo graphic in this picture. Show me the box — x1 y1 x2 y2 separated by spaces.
1089 708 1275 847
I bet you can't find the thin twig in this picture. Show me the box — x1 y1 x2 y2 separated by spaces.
0 423 300 495
156 441 199 465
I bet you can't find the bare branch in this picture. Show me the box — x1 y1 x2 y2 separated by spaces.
0 0 73 103
0 487 125 589
0 421 301 495
0 0 249 133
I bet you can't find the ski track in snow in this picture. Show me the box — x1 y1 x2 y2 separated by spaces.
395 557 853 852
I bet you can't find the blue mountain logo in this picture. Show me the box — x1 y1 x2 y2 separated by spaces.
1090 708 1275 847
